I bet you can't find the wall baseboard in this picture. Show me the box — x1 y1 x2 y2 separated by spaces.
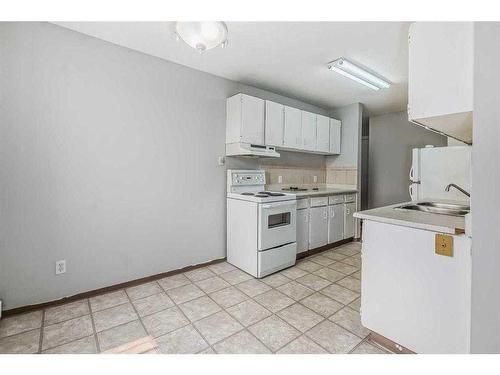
367 331 414 354
2 258 225 318
3 239 360 318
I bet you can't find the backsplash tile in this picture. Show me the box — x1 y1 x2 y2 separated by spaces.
260 164 355 188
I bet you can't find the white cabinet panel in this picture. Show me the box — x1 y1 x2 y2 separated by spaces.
408 22 473 143
265 100 284 147
328 204 344 244
344 202 356 239
316 114 330 153
241 94 265 145
297 208 309 254
329 118 341 154
283 106 302 149
309 206 328 249
301 111 316 151
226 93 265 145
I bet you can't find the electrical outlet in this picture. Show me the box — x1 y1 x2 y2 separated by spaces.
278 175 283 183
55 260 66 275
218 156 225 166
313 175 318 183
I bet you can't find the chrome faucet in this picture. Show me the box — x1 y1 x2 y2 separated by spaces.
445 183 470 197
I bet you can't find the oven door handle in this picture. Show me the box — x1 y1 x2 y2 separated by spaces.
260 201 297 210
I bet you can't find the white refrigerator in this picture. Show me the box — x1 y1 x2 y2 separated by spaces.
409 145 471 202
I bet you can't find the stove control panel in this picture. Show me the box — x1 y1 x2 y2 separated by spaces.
233 173 265 185
227 170 266 189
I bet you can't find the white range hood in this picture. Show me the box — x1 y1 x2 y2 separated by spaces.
225 142 280 158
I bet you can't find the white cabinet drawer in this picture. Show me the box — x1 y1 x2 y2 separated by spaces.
297 198 309 210
344 194 356 203
328 195 344 205
257 242 297 278
310 197 328 207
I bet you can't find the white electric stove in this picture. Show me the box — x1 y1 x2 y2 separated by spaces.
226 170 297 278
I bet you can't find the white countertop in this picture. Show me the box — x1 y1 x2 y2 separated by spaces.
354 200 467 235
266 184 357 198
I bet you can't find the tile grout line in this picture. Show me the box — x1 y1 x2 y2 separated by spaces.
124 288 151 340
37 310 45 353
87 299 101 353
172 294 212 353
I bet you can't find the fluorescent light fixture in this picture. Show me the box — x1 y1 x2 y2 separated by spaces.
328 58 390 90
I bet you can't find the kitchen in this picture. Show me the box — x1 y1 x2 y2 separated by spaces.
0 8 499 368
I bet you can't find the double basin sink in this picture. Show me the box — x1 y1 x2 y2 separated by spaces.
396 202 470 217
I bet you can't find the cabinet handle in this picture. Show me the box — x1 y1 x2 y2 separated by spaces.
323 211 328 220
331 210 335 218
305 213 309 223
346 209 350 215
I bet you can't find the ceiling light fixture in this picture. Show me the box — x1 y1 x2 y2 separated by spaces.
175 22 228 53
328 58 390 91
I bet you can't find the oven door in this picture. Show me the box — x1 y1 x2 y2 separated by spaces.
258 200 297 251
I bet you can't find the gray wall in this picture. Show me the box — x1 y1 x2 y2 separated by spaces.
368 111 447 208
0 22 329 309
471 22 500 353
327 103 363 169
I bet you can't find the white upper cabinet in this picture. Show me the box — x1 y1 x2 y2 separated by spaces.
227 93 342 155
329 118 341 154
283 106 302 149
301 111 317 151
408 22 473 144
264 100 284 147
226 93 265 145
316 115 330 153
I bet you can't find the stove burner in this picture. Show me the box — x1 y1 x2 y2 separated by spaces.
241 192 255 196
254 194 269 197
259 191 286 197
282 187 308 192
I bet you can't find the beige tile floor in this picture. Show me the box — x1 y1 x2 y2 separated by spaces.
0 241 389 354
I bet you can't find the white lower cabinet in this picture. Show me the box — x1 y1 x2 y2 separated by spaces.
328 204 344 244
296 208 309 254
344 202 356 238
309 206 328 249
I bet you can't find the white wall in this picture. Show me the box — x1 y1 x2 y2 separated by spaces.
0 22 330 310
368 111 447 208
470 22 500 353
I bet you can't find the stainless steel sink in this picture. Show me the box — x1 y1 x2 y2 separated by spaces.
396 202 470 217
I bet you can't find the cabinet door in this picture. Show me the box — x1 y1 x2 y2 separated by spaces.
309 206 328 249
296 208 309 254
344 202 356 239
283 106 302 149
264 100 284 147
301 111 317 151
328 204 344 244
329 118 341 154
316 115 330 153
408 22 473 122
241 94 265 145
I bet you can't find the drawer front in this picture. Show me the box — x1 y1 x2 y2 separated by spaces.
310 196 329 207
297 198 309 210
344 194 356 203
328 195 344 205
257 242 297 278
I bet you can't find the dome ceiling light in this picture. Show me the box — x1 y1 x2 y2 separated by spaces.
174 22 228 52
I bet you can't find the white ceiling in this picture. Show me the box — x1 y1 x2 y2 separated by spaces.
55 22 412 115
